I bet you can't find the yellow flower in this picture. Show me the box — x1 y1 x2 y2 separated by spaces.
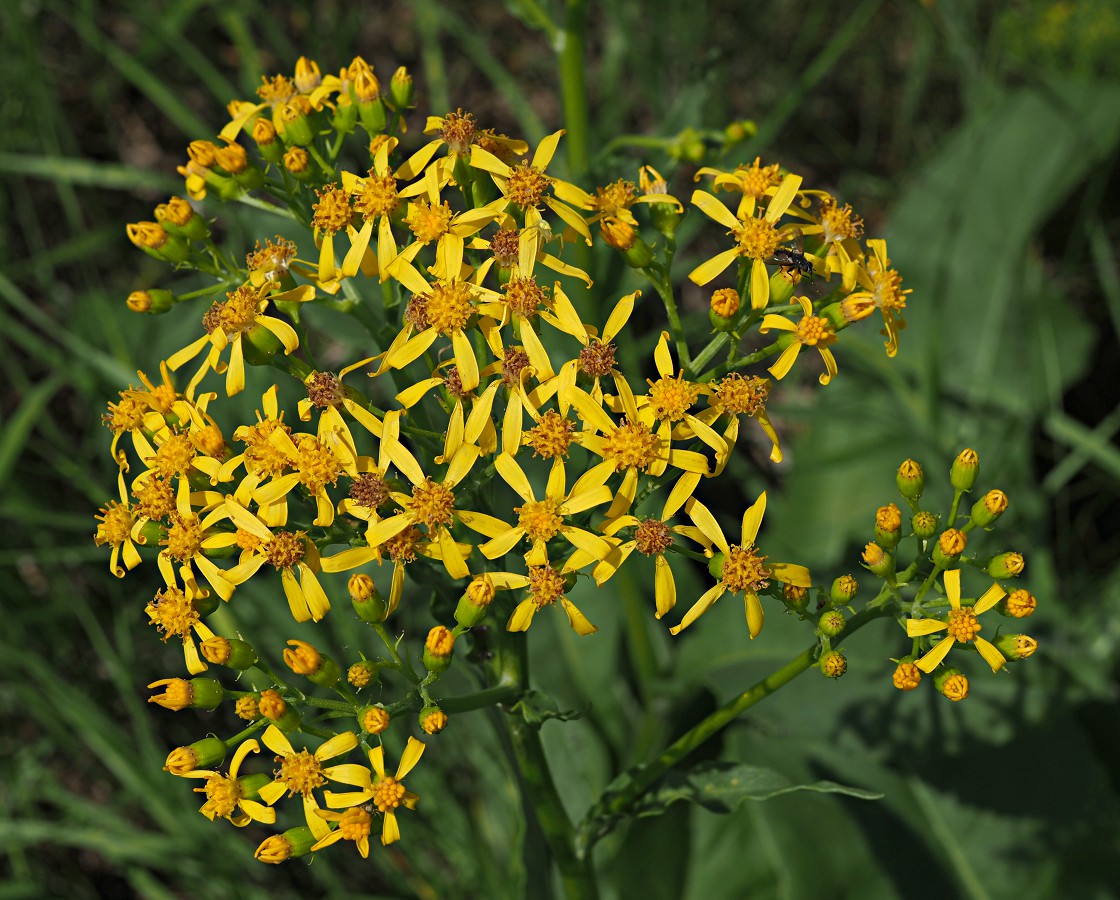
596 471 709 617
688 172 803 310
584 173 682 227
167 282 309 397
94 470 143 577
552 290 639 411
322 737 425 846
396 108 528 188
843 239 912 357
692 372 782 468
180 738 277 827
257 725 361 842
759 295 838 385
906 570 1007 673
479 453 614 567
694 158 783 216
395 367 501 461
470 130 593 245
671 491 812 637
145 574 217 675
222 499 330 622
490 566 598 636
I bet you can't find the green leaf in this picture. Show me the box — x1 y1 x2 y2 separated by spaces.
511 688 587 727
629 761 882 817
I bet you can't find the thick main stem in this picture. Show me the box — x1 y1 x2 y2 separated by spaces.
559 0 590 178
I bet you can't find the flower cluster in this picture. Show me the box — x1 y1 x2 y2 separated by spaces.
96 54 927 863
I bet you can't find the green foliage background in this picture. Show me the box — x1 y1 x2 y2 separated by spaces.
2 1 1119 897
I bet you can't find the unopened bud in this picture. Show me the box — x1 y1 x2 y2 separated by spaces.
284 146 312 180
154 196 208 240
283 639 340 688
896 459 924 500
783 582 809 611
390 66 414 109
819 650 847 678
950 448 979 491
358 705 391 735
817 609 846 638
891 659 922 691
256 826 317 864
259 688 300 732
932 528 967 566
347 659 381 688
829 575 858 606
970 489 1008 528
875 503 902 548
420 705 447 735
1000 588 1036 618
127 289 175 314
994 633 1037 661
422 626 456 674
201 636 258 670
147 677 223 711
987 552 1024 580
164 736 226 775
912 510 938 540
861 542 894 578
934 667 969 701
455 574 495 628
349 574 388 622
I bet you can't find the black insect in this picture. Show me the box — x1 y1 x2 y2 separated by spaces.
767 246 814 276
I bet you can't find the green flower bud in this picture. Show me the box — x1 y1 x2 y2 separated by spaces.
282 640 340 689
650 200 681 238
829 575 858 607
912 510 938 539
999 588 1036 618
255 826 317 864
200 636 258 670
768 269 796 306
950 448 979 491
861 542 894 578
349 574 388 623
783 583 809 611
127 289 175 315
390 66 414 109
251 117 284 163
993 633 1037 661
360 98 388 134
817 609 846 638
148 677 223 711
420 705 448 735
279 100 314 146
970 490 1008 528
422 626 455 675
874 503 902 549
358 704 391 735
986 552 1024 580
932 529 967 566
933 667 969 701
896 459 924 500
820 650 847 678
455 574 495 629
235 165 265 191
332 100 359 134
163 736 226 775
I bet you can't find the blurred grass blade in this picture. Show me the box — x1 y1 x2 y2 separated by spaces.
0 153 177 191
0 374 65 493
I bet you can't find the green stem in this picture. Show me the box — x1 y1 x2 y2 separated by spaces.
502 631 599 899
440 683 520 714
234 193 299 221
558 0 590 178
645 268 691 368
578 604 895 851
688 332 729 377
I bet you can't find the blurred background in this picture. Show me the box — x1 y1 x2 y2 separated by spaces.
2 0 1119 897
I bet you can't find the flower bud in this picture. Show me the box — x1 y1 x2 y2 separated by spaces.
283 146 312 180
390 66 414 109
358 705 391 735
235 695 260 720
934 667 969 701
874 503 902 548
912 510 938 540
154 196 208 241
278 100 314 146
970 489 1008 528
255 826 317 864
126 221 190 263
861 542 894 578
896 459 924 500
891 659 922 691
993 633 1038 661
283 639 340 688
768 269 796 306
332 99 359 134
422 626 456 675
455 574 495 628
829 575 858 607
950 448 979 491
347 659 381 688
819 650 847 678
932 528 967 566
127 289 175 314
986 552 1024 580
147 677 223 711
164 736 226 775
349 573 388 623
420 705 448 735
999 588 1036 618
259 688 301 732
201 636 258 670
817 609 846 638
252 117 284 163
783 582 809 611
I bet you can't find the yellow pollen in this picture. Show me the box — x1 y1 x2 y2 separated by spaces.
601 421 661 472
941 673 969 701
276 748 326 797
591 180 636 215
198 774 243 818
720 543 770 594
146 586 198 640
1005 589 1036 618
516 499 564 542
94 501 134 547
892 661 922 691
242 419 292 478
712 373 769 416
939 529 967 556
295 437 342 494
338 807 372 842
818 198 864 243
506 163 550 209
527 565 566 609
423 280 474 335
731 158 782 198
257 74 296 105
133 476 175 520
105 395 147 433
795 314 834 347
710 288 741 318
634 519 673 556
647 373 700 423
204 286 260 336
352 173 400 221
408 479 455 529
734 217 781 260
440 109 477 153
526 410 576 459
312 184 352 235
163 514 204 561
152 432 196 478
406 199 454 243
946 607 981 642
383 526 422 563
266 531 306 569
504 276 548 319
372 775 406 812
578 340 616 378
259 689 286 720
362 706 390 733
235 696 260 720
871 263 908 311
